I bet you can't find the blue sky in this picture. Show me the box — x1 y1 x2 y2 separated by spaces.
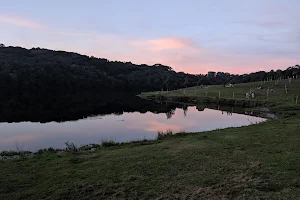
1 0 299 74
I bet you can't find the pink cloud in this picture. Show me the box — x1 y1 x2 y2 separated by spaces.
130 37 198 52
50 32 93 36
147 38 197 51
0 15 96 39
0 15 44 29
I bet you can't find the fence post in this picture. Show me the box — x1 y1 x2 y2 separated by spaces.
219 91 221 99
296 95 298 104
285 83 288 95
233 92 235 99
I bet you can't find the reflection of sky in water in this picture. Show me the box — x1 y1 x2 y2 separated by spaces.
0 107 265 151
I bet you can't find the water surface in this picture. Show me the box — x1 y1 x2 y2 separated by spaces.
0 106 265 151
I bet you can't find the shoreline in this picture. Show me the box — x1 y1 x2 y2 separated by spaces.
0 113 269 160
1 80 300 199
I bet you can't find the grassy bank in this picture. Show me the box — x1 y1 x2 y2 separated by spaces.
140 78 300 108
1 79 300 199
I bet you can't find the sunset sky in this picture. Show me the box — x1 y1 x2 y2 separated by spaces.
1 0 299 74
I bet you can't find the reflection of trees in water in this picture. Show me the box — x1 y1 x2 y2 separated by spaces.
1 92 257 123
221 110 233 116
166 109 175 119
0 93 188 123
183 105 188 117
196 105 204 112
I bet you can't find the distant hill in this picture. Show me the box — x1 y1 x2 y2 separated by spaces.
0 45 299 95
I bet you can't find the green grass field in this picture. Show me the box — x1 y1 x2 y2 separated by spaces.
141 78 300 105
1 79 300 199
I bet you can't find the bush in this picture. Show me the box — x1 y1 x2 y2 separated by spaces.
65 142 78 152
35 147 57 155
101 140 119 147
157 129 173 140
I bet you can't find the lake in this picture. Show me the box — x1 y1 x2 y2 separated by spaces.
0 99 265 151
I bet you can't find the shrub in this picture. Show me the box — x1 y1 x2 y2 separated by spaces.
157 129 173 140
65 142 78 152
35 147 57 155
101 140 119 147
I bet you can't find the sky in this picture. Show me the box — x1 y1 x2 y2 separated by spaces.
0 0 299 74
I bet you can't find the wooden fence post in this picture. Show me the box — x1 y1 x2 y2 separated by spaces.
219 91 221 99
285 83 288 95
296 95 298 104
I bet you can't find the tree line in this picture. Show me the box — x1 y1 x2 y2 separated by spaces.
0 45 299 95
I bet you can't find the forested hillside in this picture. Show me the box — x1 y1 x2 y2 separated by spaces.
0 45 299 95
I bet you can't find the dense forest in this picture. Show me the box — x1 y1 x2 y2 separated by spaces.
0 44 299 95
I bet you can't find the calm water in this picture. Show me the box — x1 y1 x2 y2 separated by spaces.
0 106 265 151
